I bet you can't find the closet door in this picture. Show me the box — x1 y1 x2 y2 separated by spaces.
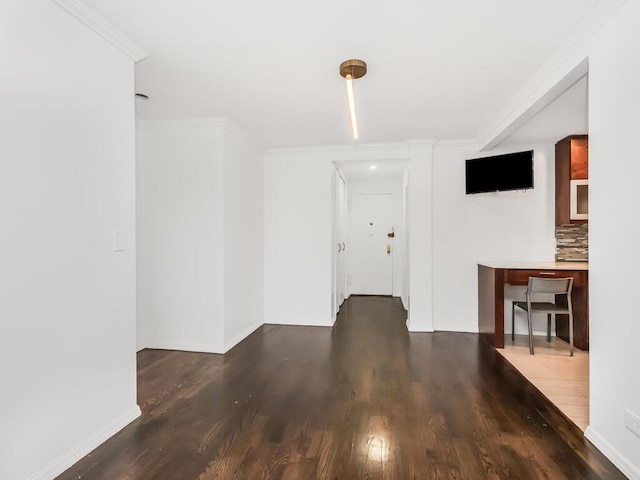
336 174 347 307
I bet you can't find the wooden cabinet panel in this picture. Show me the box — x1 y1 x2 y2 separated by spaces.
556 281 589 351
556 135 588 225
570 139 588 180
507 269 586 287
478 265 503 348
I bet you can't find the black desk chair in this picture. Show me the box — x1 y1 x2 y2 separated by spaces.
512 276 574 356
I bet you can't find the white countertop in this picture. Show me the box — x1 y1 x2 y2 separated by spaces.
478 261 588 271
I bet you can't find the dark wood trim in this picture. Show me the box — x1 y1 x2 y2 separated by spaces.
478 264 504 347
556 271 589 350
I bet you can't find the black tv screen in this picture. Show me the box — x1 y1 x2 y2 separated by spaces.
465 150 534 194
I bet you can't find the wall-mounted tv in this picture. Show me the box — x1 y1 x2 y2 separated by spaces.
465 150 534 194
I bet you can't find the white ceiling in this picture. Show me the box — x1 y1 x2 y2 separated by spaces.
83 0 606 149
500 75 588 147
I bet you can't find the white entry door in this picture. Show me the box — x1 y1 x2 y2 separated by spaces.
349 194 393 295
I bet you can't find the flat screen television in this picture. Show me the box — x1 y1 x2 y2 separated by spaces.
465 150 534 194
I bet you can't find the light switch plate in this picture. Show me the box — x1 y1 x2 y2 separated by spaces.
113 229 127 252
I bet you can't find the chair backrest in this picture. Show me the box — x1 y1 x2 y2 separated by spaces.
527 276 573 296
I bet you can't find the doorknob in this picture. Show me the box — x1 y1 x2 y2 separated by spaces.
338 243 342 252
386 244 391 254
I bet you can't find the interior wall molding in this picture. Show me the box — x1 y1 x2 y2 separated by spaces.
27 405 141 480
434 139 479 149
135 116 265 154
51 0 148 62
406 139 438 148
475 0 628 151
135 117 228 131
223 322 263 353
584 426 640 480
145 341 225 355
265 142 419 162
217 118 266 156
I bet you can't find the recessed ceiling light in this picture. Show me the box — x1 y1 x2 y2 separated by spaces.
369 165 377 170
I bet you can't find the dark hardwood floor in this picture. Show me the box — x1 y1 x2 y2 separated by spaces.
56 296 626 479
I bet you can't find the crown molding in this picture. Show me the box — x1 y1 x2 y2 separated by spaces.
405 139 438 148
135 117 228 130
265 142 412 162
434 139 479 149
135 117 265 154
476 0 628 151
218 117 266 155
51 0 148 62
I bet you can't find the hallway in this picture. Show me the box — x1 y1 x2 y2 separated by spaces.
57 296 624 479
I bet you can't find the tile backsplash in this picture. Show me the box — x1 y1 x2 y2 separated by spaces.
556 223 588 262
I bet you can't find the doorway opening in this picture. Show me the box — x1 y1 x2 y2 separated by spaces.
331 159 409 322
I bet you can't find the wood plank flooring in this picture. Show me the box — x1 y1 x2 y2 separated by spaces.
56 296 626 479
498 335 589 431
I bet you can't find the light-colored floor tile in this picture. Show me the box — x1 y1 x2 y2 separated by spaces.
498 335 589 431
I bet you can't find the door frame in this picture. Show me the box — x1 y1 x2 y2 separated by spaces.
332 167 348 322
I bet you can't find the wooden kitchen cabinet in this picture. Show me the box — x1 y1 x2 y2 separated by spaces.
555 135 588 225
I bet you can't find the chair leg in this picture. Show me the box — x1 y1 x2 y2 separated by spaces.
569 311 574 357
527 311 534 355
511 302 515 341
547 314 552 342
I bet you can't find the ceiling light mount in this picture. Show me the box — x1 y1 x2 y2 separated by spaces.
339 59 367 140
339 59 367 80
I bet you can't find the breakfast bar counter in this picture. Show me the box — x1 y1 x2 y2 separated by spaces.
478 262 589 350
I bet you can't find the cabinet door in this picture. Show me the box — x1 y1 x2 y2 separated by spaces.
570 139 588 180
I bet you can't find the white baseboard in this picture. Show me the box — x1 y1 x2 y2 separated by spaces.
28 405 141 480
146 341 225 354
223 322 263 352
146 325 263 355
146 323 263 354
585 426 640 480
407 326 435 333
265 320 334 327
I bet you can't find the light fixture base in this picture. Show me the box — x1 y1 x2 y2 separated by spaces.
340 59 367 79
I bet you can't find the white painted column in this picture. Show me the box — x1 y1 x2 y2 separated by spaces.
407 140 436 332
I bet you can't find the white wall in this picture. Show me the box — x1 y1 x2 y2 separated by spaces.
222 128 264 349
586 0 640 476
0 1 140 479
407 142 435 331
347 179 406 299
263 144 431 329
137 123 224 353
402 171 410 309
137 119 263 354
264 151 335 326
136 124 148 351
432 143 556 333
